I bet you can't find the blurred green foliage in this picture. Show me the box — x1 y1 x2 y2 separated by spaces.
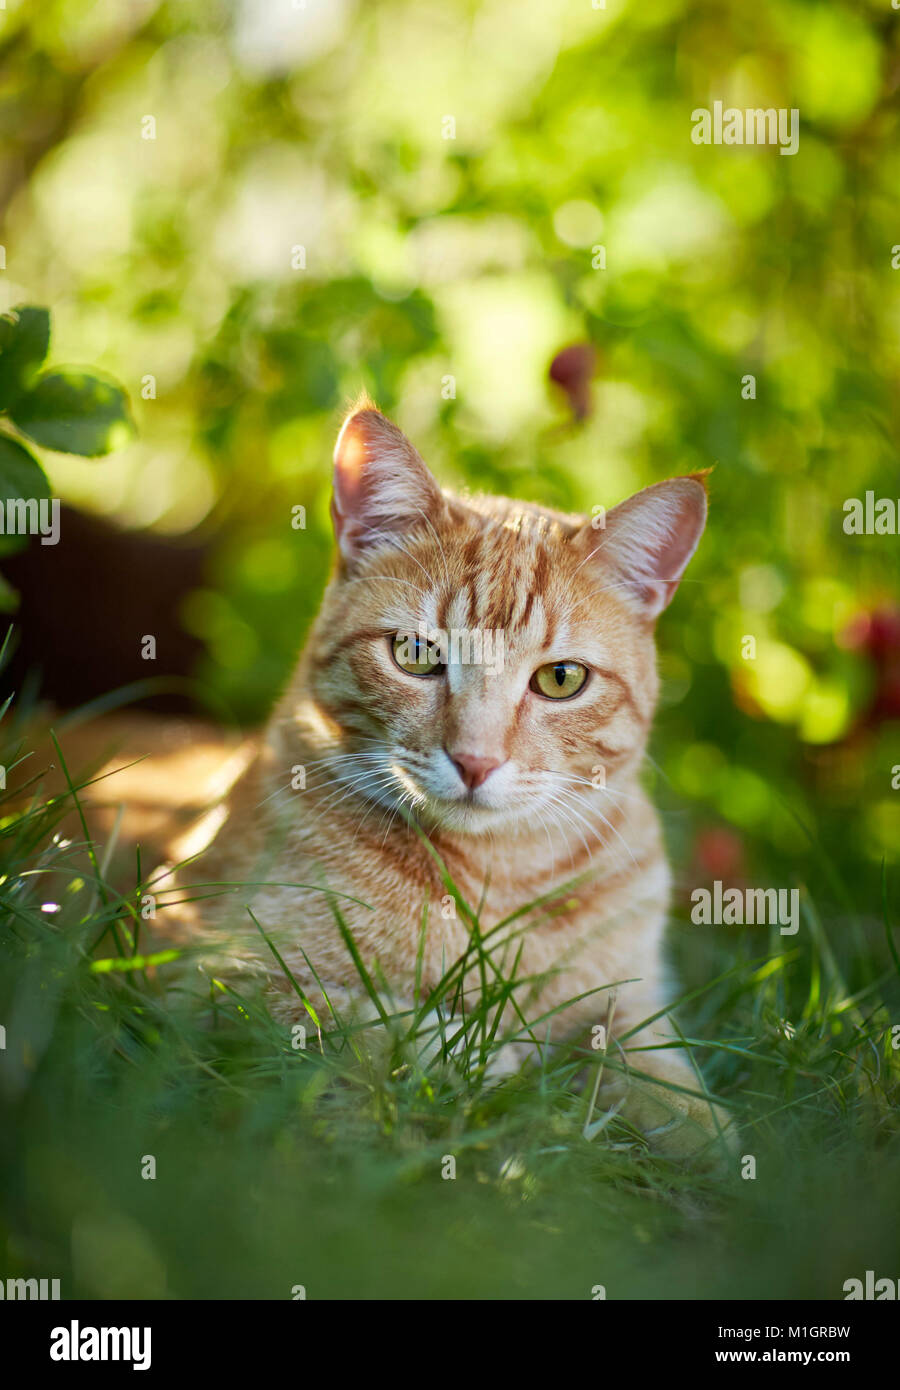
2 0 899 894
0 305 133 534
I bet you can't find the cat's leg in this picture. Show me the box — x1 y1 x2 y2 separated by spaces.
266 976 537 1084
602 1021 735 1162
265 979 472 1073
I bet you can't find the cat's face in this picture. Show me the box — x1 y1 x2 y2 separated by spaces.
299 401 707 837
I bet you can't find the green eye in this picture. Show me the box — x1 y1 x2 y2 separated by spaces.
531 661 589 700
391 632 442 676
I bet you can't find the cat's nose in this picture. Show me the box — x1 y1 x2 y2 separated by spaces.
447 750 504 790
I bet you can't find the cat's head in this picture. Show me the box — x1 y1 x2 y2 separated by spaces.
298 399 707 837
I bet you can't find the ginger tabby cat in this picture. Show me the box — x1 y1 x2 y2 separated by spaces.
160 399 729 1159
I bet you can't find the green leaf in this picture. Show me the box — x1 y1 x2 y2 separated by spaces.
0 306 51 410
0 432 51 500
0 433 52 556
10 368 135 456
89 950 182 974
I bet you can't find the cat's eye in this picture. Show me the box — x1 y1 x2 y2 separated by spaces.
531 661 589 700
391 632 443 676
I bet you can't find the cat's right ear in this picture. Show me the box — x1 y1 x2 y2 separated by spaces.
574 475 708 619
331 401 446 565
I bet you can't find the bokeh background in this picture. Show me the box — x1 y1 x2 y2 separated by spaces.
4 0 900 1308
3 0 900 910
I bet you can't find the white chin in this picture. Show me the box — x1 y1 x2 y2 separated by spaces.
419 794 516 834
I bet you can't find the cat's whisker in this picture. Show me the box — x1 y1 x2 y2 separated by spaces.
353 768 426 853
254 781 302 812
369 793 402 846
559 788 639 869
253 753 385 811
541 785 631 869
541 793 593 865
532 794 578 865
315 768 401 818
301 750 381 768
639 749 671 785
529 803 557 873
306 761 386 789
551 772 645 805
348 782 409 852
377 790 420 851
315 762 393 793
529 804 555 872
540 801 583 873
563 783 633 818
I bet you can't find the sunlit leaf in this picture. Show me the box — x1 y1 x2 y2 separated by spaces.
0 433 51 501
10 369 135 456
0 306 51 410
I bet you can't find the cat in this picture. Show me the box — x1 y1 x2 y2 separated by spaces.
159 396 730 1159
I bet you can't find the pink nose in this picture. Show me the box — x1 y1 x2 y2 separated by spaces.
447 750 504 790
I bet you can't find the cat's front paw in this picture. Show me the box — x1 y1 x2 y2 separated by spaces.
603 1068 736 1168
640 1096 736 1168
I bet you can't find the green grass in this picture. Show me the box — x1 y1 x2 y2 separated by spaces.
1 699 899 1301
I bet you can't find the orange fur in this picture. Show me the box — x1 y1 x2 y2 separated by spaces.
158 403 728 1157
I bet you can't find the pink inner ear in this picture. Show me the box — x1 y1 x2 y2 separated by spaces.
591 477 708 618
653 495 706 580
332 411 378 553
333 416 371 510
331 405 445 562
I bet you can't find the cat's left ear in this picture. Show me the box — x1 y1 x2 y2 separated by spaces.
575 475 708 619
331 400 446 564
